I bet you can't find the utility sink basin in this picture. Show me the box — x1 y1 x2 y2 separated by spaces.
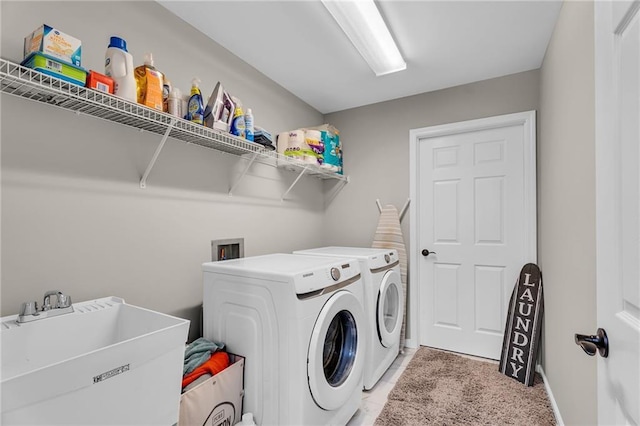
1 296 189 425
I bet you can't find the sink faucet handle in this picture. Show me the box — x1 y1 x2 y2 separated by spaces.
57 293 72 308
20 301 38 316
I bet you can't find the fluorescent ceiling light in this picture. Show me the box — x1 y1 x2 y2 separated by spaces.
321 0 406 76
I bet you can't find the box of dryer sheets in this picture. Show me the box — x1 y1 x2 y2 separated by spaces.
179 354 244 426
24 24 81 66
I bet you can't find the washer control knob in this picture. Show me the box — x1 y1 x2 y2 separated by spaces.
384 254 391 263
330 267 341 281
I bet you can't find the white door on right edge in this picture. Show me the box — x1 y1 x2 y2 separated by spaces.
417 112 536 360
594 1 640 424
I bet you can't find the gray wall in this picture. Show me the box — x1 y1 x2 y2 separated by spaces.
0 1 325 340
324 70 540 340
538 1 597 424
0 1 599 423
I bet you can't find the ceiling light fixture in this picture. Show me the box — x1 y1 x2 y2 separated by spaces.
321 0 406 77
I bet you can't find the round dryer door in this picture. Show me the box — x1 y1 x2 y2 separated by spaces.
377 269 403 347
307 290 365 411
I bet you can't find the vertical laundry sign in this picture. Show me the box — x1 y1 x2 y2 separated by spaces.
499 263 544 386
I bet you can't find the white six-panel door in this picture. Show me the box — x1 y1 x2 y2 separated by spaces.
595 1 640 423
409 112 536 360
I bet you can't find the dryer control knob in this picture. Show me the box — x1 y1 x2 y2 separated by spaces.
330 267 341 281
384 254 391 263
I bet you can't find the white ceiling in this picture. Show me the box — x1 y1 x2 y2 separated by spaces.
159 1 562 114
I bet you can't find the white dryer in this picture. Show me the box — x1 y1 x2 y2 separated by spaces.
295 247 403 390
202 254 366 426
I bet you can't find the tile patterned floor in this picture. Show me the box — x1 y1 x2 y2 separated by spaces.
347 347 418 426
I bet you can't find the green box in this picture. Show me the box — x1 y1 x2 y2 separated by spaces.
22 52 87 86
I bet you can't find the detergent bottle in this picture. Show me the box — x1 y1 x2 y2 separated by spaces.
185 78 204 125
134 53 164 110
104 36 136 102
229 96 245 138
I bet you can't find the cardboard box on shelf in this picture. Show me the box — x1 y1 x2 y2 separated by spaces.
24 24 82 66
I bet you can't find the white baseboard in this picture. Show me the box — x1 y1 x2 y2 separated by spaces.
403 338 418 349
536 364 564 425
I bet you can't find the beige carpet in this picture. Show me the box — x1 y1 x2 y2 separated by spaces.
375 348 556 426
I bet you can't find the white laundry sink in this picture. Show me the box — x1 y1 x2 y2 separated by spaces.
1 296 189 425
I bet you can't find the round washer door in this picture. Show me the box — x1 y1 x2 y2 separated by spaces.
377 269 403 348
308 290 365 411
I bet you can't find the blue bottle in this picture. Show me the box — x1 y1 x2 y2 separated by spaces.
185 78 204 125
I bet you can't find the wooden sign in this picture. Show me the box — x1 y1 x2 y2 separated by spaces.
499 263 544 386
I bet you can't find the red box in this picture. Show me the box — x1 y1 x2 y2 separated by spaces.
86 70 114 94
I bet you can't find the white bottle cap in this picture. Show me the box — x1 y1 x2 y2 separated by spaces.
144 53 154 66
241 413 255 425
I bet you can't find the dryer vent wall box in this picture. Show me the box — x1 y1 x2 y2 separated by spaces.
212 238 244 261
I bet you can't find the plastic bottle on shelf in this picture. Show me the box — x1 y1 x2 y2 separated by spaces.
229 97 245 138
244 108 254 142
185 78 204 125
134 53 164 110
163 78 172 113
104 36 136 102
168 86 182 118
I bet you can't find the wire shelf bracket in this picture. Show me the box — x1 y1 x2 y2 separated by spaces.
140 117 177 189
0 58 349 198
281 166 309 202
228 152 260 196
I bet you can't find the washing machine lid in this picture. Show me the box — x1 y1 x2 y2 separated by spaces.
377 269 403 348
307 290 365 411
203 254 361 294
295 247 399 271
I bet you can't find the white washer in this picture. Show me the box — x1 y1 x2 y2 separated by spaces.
202 254 366 426
294 247 403 390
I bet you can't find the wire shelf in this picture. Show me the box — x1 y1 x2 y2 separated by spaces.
0 58 347 184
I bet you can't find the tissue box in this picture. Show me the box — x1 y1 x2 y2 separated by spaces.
179 354 244 426
204 82 235 131
24 24 82 66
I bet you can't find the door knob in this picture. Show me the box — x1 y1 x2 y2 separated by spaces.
575 328 609 358
421 249 436 257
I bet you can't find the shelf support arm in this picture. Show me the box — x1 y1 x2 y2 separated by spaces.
140 118 177 189
399 198 411 221
281 167 308 201
229 152 260 196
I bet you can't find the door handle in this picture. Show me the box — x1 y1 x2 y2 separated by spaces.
421 249 436 257
575 328 609 358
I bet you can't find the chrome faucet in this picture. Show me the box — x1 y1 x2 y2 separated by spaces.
17 290 74 323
